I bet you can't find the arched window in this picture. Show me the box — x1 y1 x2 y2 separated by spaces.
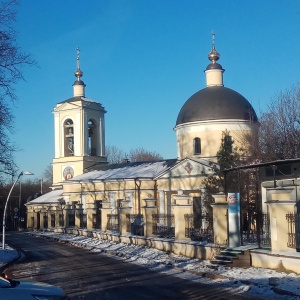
64 119 74 156
193 137 201 155
88 119 96 156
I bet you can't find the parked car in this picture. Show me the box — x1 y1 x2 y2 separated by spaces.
0 275 69 300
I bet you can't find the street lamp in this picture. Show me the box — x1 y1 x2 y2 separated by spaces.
2 171 34 249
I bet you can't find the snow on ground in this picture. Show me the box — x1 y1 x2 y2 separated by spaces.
2 231 300 299
0 245 19 266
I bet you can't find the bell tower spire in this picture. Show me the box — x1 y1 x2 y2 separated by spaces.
205 31 224 87
73 46 86 97
52 48 107 185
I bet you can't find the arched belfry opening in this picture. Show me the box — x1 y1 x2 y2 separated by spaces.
88 119 97 156
64 119 74 157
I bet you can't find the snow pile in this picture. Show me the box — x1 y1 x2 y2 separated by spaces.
0 246 19 266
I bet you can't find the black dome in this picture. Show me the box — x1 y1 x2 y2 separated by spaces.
176 86 258 126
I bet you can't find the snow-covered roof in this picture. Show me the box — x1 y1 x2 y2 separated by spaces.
69 160 177 182
25 189 63 205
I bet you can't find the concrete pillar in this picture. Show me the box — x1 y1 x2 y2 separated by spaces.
64 204 71 228
86 202 96 230
159 191 165 214
26 210 33 228
40 212 46 229
266 187 295 251
119 200 132 235
143 198 158 237
173 194 192 241
75 204 83 228
31 210 37 229
54 208 60 227
211 193 228 245
48 208 54 227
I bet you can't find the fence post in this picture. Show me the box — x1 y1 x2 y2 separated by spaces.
75 203 83 228
119 200 132 235
173 194 192 240
143 198 157 237
64 204 71 229
266 187 295 251
211 193 228 245
101 201 111 232
86 202 96 230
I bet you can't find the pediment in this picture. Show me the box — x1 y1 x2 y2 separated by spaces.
156 158 217 179
54 102 80 112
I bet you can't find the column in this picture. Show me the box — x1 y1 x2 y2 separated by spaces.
266 187 295 251
75 203 83 228
55 207 61 227
101 201 111 232
86 202 97 230
119 200 132 235
143 198 158 237
173 194 192 240
64 204 71 228
211 193 228 245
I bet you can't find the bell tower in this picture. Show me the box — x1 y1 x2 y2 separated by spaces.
52 48 107 184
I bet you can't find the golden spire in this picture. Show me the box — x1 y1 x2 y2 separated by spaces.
74 46 83 82
208 30 220 63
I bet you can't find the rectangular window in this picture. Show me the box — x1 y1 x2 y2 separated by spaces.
51 214 55 227
68 214 75 227
81 214 87 228
59 214 64 227
43 215 48 228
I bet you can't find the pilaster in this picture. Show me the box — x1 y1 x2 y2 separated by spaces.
266 187 295 251
143 198 158 237
173 194 192 240
211 193 228 245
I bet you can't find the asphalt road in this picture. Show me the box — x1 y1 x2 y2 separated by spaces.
5 232 252 300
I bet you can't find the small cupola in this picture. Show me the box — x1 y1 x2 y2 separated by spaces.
73 47 86 97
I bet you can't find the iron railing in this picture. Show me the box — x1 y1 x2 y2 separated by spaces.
184 213 214 242
152 214 174 238
286 213 300 249
107 214 119 232
242 213 270 246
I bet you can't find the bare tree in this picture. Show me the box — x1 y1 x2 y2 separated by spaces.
42 164 53 185
106 145 163 164
259 84 300 161
128 147 163 162
0 0 36 181
105 145 125 164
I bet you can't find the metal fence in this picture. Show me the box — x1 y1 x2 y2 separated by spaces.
152 214 175 238
126 214 144 236
286 213 300 250
242 212 270 246
184 213 214 242
107 214 119 232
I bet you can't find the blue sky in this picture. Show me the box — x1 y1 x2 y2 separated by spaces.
10 0 300 180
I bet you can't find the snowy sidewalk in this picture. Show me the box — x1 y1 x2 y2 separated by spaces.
0 245 20 271
19 231 300 299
